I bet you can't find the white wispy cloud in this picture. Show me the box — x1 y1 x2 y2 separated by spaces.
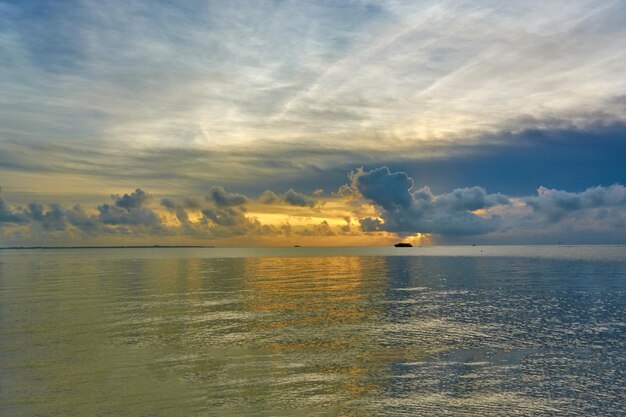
0 1 625 197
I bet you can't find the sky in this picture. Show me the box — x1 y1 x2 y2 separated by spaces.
1 0 625 246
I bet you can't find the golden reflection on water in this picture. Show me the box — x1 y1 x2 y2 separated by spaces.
242 257 389 405
244 257 373 322
0 255 481 416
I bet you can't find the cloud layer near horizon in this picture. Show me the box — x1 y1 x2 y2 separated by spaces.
1 168 625 245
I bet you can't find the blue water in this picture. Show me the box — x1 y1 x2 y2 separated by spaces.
0 246 625 416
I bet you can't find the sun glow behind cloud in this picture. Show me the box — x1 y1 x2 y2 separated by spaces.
1 167 625 246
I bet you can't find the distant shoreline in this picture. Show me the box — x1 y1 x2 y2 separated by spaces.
0 245 215 250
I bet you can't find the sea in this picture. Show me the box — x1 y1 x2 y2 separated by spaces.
0 246 624 416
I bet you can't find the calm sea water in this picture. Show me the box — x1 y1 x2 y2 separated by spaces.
0 246 624 416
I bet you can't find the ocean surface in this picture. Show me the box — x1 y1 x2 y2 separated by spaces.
0 246 624 416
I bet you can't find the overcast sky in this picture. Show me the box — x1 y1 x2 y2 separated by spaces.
1 0 625 245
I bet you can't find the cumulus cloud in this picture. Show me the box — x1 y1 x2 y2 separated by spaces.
1 173 625 244
299 220 335 236
259 189 315 207
206 186 248 207
283 189 315 208
201 207 244 227
0 197 29 224
95 188 161 228
435 187 509 211
64 205 99 233
525 185 626 222
160 198 177 209
0 184 325 243
113 188 151 209
349 166 509 236
341 167 626 240
158 191 288 239
359 217 383 232
97 203 160 226
258 190 280 205
28 203 66 231
356 166 414 210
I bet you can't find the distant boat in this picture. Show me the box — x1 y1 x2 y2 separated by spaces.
394 242 413 247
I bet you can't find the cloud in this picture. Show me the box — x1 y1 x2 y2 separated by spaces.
113 188 151 209
95 189 161 227
28 202 66 231
64 205 99 233
356 167 414 210
1 183 325 243
1 172 625 245
259 188 315 207
160 198 177 209
350 166 509 236
258 190 280 205
282 189 315 208
0 197 30 224
201 207 244 227
2 0 625 204
206 186 248 207
359 217 383 232
344 167 626 240
524 184 626 223
97 204 160 227
435 187 509 211
158 192 288 239
299 220 335 236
